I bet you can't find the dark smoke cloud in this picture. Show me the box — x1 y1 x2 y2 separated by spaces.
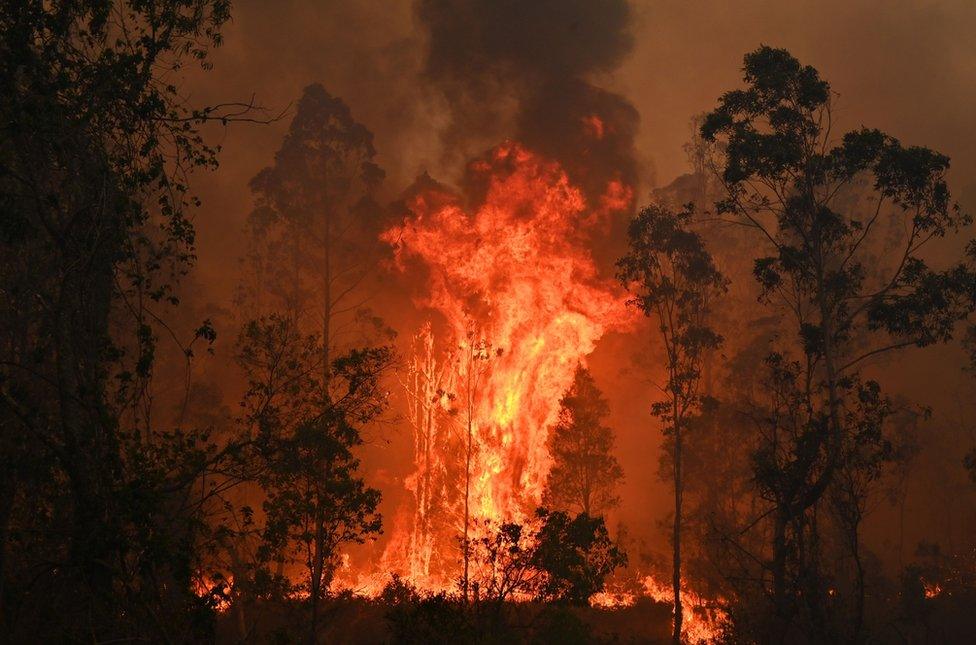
417 0 640 203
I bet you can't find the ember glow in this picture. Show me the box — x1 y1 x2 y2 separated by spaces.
639 576 727 644
590 575 726 644
371 142 632 591
922 579 943 599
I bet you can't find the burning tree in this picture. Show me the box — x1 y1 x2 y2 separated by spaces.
542 364 624 517
461 332 495 603
396 325 461 587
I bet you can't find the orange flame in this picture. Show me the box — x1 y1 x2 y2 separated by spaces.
582 114 606 140
591 574 726 643
375 142 632 590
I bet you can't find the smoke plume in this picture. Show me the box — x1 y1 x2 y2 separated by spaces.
417 0 640 205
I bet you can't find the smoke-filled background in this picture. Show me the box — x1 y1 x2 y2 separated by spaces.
10 1 976 641
177 0 976 574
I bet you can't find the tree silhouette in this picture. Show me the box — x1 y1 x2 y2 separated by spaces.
617 204 726 645
243 83 388 395
236 315 389 642
0 2 274 639
234 86 394 639
701 45 976 640
542 365 624 518
464 508 626 607
532 509 627 605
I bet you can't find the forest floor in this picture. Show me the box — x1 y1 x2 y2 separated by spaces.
215 596 675 643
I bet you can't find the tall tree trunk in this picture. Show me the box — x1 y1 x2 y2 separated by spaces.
672 395 683 645
58 200 125 597
310 203 333 644
323 208 332 398
309 510 325 645
462 345 473 604
0 470 14 630
848 505 865 644
771 506 790 638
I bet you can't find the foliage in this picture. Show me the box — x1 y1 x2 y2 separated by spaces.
0 1 270 640
617 202 725 642
543 365 624 517
532 510 628 605
385 591 478 644
617 203 726 431
465 509 626 607
467 518 540 605
699 45 976 641
232 315 390 633
240 82 388 337
230 82 394 639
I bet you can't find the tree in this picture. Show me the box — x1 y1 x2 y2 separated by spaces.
532 509 627 605
242 83 388 393
700 46 976 639
236 315 389 643
467 518 539 607
827 379 893 641
617 204 726 645
464 508 626 608
461 333 493 603
0 2 272 639
746 353 896 640
542 365 624 517
235 86 393 638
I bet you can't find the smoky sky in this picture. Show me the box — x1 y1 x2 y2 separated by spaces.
417 0 639 202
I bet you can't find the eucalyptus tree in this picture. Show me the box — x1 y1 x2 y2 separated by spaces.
236 315 388 642
701 46 976 639
243 83 387 396
0 1 276 639
618 204 726 644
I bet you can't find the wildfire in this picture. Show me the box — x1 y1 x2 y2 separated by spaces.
591 575 727 644
193 574 233 612
376 141 632 590
305 140 729 643
641 576 727 644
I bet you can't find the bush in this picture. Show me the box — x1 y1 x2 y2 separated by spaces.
386 592 474 644
531 606 593 644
